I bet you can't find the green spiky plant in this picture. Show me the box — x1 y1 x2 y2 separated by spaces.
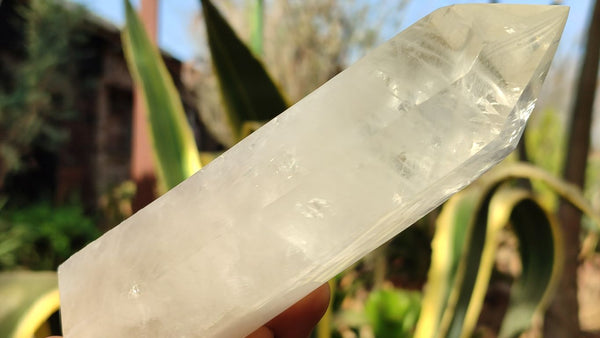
122 0 288 192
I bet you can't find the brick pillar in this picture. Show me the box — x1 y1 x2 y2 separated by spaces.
131 0 158 211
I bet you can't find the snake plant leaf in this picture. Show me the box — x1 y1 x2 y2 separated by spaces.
200 0 288 142
444 186 562 338
414 188 479 338
492 189 562 338
0 271 59 338
122 0 201 192
415 174 563 338
440 183 500 338
491 163 600 258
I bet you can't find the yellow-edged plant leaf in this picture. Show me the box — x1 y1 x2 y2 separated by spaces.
488 163 600 228
489 162 600 258
200 0 288 142
436 183 498 338
122 0 201 192
414 186 481 338
0 271 59 338
447 186 562 338
416 162 572 338
493 190 562 337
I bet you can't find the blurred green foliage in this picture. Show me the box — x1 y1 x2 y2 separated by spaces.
0 2 96 334
525 108 566 209
365 289 421 338
0 200 99 270
583 156 600 233
0 0 86 187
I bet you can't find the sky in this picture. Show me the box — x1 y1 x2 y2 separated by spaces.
68 0 594 62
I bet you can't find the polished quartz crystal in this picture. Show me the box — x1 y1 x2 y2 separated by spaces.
58 4 568 337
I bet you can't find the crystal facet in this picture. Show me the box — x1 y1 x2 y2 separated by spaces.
58 4 568 337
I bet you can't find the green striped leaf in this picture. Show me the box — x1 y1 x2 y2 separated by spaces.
442 186 562 338
200 0 288 142
492 189 562 337
415 164 566 338
415 188 479 338
0 271 59 338
122 0 201 192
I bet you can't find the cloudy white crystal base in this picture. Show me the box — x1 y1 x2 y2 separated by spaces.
58 4 567 337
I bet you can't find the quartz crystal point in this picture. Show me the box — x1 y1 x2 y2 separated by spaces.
58 4 567 337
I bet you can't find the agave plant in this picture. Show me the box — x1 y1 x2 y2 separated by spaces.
121 0 288 193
